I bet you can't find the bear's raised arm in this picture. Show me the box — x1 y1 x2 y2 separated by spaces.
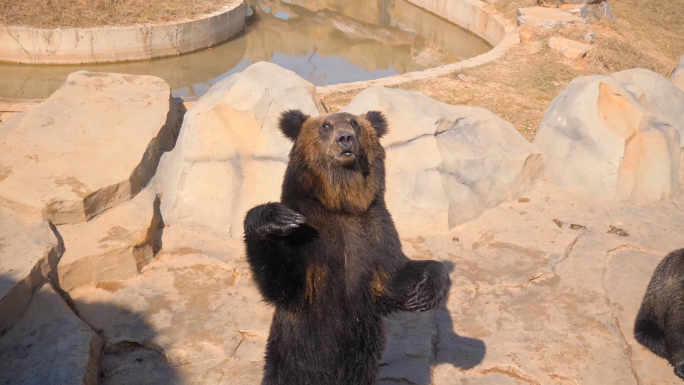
374 259 451 315
244 202 310 310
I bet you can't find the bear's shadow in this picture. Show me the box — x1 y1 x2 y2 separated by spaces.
380 261 486 381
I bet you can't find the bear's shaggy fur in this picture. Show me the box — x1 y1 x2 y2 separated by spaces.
634 248 684 380
244 110 451 385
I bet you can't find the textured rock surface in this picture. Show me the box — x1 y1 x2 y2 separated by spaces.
533 73 681 202
0 284 103 385
153 61 326 241
672 54 684 92
0 207 63 335
549 36 590 59
613 68 684 147
0 71 179 224
56 188 161 292
537 0 614 23
517 7 583 29
425 180 684 385
70 251 268 384
342 87 543 235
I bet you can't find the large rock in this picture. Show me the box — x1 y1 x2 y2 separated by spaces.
56 187 161 292
70 251 269 384
0 71 180 224
672 54 684 92
537 0 614 23
341 87 543 235
427 179 684 384
613 68 684 148
0 283 103 385
153 61 326 241
517 7 583 29
549 36 590 59
534 73 681 202
0 207 63 335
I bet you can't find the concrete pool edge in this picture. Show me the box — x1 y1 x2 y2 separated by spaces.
0 0 245 65
317 0 519 96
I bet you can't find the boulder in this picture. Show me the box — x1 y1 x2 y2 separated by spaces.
56 187 161 292
0 207 63 335
533 73 681 202
69 251 270 383
518 24 537 45
517 7 583 29
549 36 590 59
0 71 180 224
0 283 103 385
153 61 326 241
537 0 614 23
341 87 543 235
610 68 684 148
672 54 684 92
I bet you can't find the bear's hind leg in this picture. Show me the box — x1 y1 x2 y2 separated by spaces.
665 327 684 379
634 313 667 358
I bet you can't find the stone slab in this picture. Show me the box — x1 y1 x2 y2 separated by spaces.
0 71 179 224
56 187 161 292
517 7 583 29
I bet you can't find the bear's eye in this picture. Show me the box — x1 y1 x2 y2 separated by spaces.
322 122 332 130
350 119 359 129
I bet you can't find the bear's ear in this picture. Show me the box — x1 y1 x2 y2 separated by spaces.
279 109 310 141
364 111 388 138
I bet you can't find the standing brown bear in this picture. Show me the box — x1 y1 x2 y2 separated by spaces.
244 109 451 385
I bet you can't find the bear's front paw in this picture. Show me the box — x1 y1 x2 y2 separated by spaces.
244 203 306 239
403 262 450 312
675 360 684 380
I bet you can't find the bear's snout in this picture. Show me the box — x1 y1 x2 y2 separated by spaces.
336 131 356 152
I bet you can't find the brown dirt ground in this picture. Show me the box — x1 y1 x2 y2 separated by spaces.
0 0 238 28
323 0 684 142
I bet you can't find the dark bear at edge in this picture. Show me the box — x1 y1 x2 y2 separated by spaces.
244 109 451 385
634 248 684 381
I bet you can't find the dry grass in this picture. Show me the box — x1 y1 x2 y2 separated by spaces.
324 0 684 142
0 0 237 28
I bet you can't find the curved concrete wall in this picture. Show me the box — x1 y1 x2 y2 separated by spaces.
407 0 506 45
319 0 518 95
0 2 245 64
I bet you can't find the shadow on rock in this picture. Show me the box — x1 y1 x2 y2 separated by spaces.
75 299 184 385
434 261 486 369
0 273 183 385
380 261 485 384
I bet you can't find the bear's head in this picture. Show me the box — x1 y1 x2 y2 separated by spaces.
279 109 388 213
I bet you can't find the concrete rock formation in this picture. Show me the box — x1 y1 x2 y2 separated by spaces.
0 71 180 225
0 284 103 385
549 36 590 59
153 61 326 241
56 188 161 292
342 87 543 235
0 207 63 335
517 7 583 29
672 54 684 92
534 72 682 202
536 0 614 23
2 61 684 385
613 68 684 148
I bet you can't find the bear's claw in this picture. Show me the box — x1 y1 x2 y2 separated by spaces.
245 202 306 238
675 360 684 380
